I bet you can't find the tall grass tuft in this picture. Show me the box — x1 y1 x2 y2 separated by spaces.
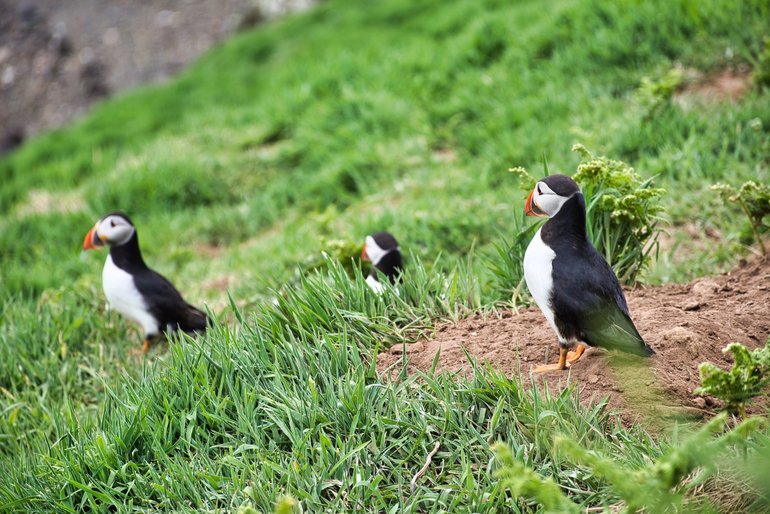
486 209 539 306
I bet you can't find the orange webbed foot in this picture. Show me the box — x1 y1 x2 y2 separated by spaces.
533 347 569 373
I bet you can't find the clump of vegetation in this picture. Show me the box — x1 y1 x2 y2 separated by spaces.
237 493 297 514
755 36 770 90
298 238 365 277
486 204 539 305
573 144 665 284
711 181 770 256
636 67 684 116
494 413 767 513
696 339 770 417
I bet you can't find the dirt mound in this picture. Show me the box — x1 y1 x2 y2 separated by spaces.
378 258 770 422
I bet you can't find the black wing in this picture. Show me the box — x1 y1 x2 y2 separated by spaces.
133 268 210 335
551 246 654 356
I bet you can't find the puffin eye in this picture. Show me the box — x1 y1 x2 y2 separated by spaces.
536 184 542 195
110 220 116 228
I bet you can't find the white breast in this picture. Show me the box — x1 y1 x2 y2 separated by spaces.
366 274 385 294
523 227 559 337
102 255 159 336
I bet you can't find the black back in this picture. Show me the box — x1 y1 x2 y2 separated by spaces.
371 231 399 251
367 231 402 284
110 232 209 335
369 249 403 284
542 194 654 356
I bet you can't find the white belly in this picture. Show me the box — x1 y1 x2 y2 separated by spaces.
366 274 384 294
523 227 559 337
102 255 159 336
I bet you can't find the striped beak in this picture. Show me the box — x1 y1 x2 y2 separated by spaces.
83 226 104 250
525 190 545 217
361 245 370 261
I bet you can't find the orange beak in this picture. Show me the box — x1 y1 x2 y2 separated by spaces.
361 245 370 261
525 190 545 217
83 226 103 250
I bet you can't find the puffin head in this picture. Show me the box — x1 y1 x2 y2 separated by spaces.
525 174 581 218
361 231 400 265
83 212 136 250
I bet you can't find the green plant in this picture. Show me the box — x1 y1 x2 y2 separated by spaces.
711 181 770 256
573 144 665 284
493 443 580 514
636 67 685 116
755 36 770 90
495 414 767 513
296 238 366 279
486 216 539 306
696 339 770 417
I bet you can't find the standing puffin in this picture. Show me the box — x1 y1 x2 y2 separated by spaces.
361 231 402 293
83 212 210 353
523 175 654 372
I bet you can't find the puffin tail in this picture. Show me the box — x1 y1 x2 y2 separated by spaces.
180 304 210 334
630 341 656 357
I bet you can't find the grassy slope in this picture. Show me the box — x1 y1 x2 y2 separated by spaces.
1 0 769 511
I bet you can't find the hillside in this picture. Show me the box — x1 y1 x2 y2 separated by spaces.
1 0 769 511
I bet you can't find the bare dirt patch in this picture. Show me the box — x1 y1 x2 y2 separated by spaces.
378 258 770 422
674 68 752 107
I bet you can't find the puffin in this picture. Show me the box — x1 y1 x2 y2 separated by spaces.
361 231 402 293
83 212 210 353
522 175 654 372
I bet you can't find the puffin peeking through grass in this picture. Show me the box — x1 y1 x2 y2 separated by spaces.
523 175 655 372
83 212 210 353
361 231 402 293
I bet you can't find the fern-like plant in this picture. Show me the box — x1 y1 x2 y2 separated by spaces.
711 181 770 256
494 414 766 513
696 339 770 417
636 67 684 117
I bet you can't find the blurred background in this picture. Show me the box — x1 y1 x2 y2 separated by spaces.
1 0 768 311
1 0 313 146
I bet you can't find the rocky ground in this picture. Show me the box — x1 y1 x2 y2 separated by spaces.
378 257 770 423
0 0 314 154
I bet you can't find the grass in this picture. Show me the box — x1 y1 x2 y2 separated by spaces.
1 263 667 512
1 0 769 511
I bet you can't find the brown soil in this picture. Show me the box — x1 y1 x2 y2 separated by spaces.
674 68 752 108
378 258 770 423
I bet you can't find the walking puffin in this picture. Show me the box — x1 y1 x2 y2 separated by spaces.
83 212 210 353
523 175 654 372
361 231 402 293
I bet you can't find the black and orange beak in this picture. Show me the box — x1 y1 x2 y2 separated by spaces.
361 245 370 262
525 190 545 217
83 226 104 251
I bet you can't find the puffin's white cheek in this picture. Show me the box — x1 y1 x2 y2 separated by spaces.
538 195 566 217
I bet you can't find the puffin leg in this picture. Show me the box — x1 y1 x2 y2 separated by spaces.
142 338 151 354
533 347 568 373
566 344 586 366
